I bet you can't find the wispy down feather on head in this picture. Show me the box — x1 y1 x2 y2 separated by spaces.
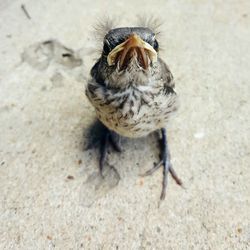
92 15 164 55
136 15 163 36
93 17 117 46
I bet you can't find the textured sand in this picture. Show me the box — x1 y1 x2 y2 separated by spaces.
0 1 249 249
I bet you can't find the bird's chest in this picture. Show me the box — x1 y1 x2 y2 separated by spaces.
93 85 177 138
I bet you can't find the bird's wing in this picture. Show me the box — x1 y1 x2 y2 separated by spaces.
158 58 175 89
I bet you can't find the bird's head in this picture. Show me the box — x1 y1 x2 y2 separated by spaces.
94 27 160 87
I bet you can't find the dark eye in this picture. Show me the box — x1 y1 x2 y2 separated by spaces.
153 39 159 51
103 40 111 55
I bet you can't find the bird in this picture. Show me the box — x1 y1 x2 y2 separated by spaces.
86 24 182 200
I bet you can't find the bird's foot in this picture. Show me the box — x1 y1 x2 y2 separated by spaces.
99 128 122 175
142 128 182 200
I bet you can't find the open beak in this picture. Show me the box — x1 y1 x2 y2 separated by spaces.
107 34 157 70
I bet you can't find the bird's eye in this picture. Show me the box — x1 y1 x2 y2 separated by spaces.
103 40 111 55
153 39 159 52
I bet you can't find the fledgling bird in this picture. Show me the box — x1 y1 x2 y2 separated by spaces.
86 24 182 200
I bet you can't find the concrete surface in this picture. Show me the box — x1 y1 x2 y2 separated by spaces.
0 0 250 249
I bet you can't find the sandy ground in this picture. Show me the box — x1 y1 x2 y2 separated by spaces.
0 0 250 249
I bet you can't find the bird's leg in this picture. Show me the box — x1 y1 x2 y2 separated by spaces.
142 128 182 200
109 131 122 153
99 128 122 176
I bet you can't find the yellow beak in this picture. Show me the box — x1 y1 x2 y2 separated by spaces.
107 34 157 70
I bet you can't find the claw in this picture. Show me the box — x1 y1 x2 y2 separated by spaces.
140 160 163 177
169 165 182 186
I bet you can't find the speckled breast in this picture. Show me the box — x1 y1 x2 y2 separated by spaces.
87 84 178 138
